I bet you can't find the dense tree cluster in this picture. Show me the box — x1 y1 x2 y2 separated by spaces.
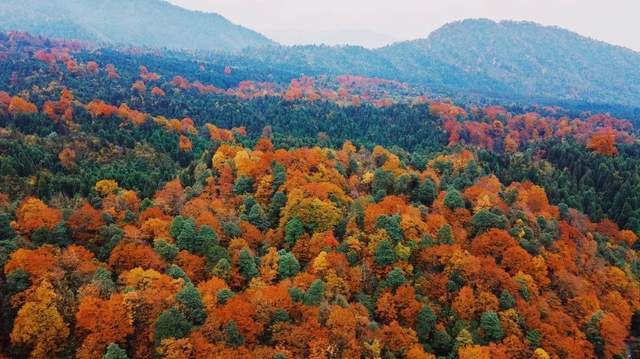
0 31 639 358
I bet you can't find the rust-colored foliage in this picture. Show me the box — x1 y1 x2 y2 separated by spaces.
75 294 133 358
67 203 105 240
8 96 37 116
58 147 76 169
0 40 639 358
15 197 62 234
587 128 618 156
108 241 165 273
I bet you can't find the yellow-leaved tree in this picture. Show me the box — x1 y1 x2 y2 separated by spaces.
11 280 69 358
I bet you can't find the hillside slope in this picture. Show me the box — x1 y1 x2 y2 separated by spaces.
238 19 640 105
0 0 274 51
379 19 640 105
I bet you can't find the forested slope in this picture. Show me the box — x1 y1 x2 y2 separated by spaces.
0 32 639 359
0 0 274 51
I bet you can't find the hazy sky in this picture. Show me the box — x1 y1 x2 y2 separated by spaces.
167 0 639 50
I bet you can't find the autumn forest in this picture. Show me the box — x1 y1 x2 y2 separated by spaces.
0 19 639 359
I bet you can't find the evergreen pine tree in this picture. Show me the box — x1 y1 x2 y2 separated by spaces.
154 307 192 345
303 279 325 306
238 249 258 282
176 218 198 252
444 188 465 210
414 178 436 206
480 311 504 342
416 305 437 343
177 283 207 325
374 239 396 266
247 203 268 230
224 320 245 347
103 343 128 359
437 224 453 244
284 217 304 247
278 252 300 279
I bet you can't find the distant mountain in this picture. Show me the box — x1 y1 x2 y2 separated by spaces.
2 2 639 106
0 0 274 51
378 19 640 105
241 19 640 105
269 29 399 49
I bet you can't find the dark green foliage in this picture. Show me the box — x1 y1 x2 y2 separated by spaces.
176 218 200 252
197 225 218 246
154 239 179 261
224 320 245 347
243 197 258 215
480 311 504 343
432 330 453 355
271 308 290 324
166 265 191 283
631 310 640 337
268 192 287 228
413 177 437 206
5 269 30 295
303 279 325 306
526 330 541 348
278 252 300 280
372 169 395 196
437 224 453 244
123 210 137 223
354 293 375 318
272 162 287 191
288 287 304 303
177 283 207 325
385 268 406 290
284 217 304 247
234 176 254 195
376 215 404 244
374 240 396 266
471 209 507 234
217 288 235 305
30 223 69 247
103 343 129 359
212 258 231 279
91 267 116 298
447 269 465 292
247 203 268 230
220 220 242 238
154 307 192 345
373 189 386 203
444 188 465 210
238 249 258 282
394 173 416 196
204 244 230 268
499 290 515 310
170 216 187 239
416 305 437 343
559 203 570 220
585 311 605 357
0 214 16 241
353 202 365 229
518 280 531 301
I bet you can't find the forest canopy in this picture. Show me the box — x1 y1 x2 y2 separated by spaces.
0 31 639 359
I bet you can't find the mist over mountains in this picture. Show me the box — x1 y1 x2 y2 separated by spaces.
0 0 274 51
1 0 639 105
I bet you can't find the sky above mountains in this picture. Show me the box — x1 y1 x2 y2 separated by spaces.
167 0 640 50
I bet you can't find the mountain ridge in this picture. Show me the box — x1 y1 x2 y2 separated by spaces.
0 0 274 51
375 19 640 105
1 0 639 106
